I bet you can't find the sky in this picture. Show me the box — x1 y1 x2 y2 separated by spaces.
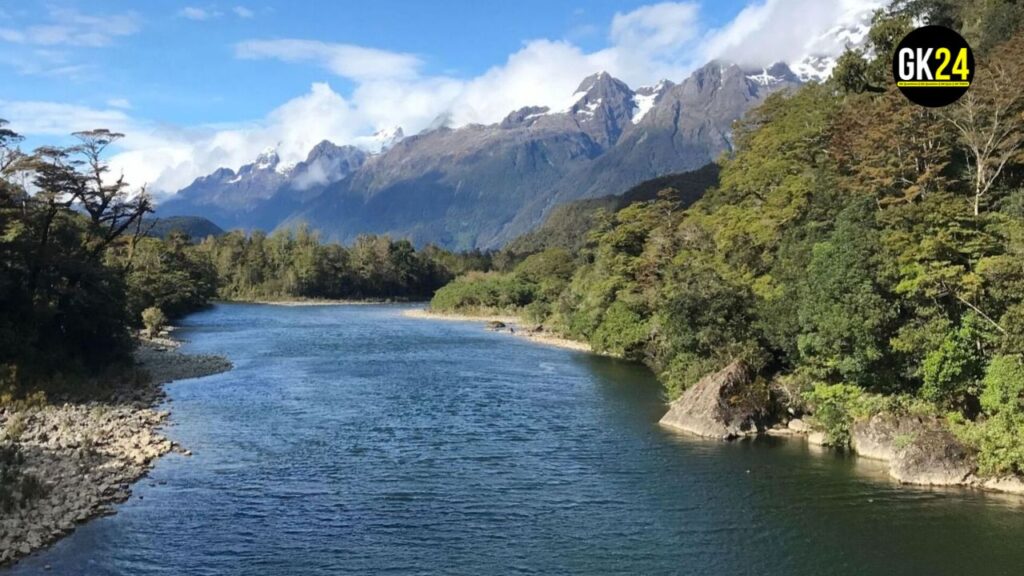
0 0 883 196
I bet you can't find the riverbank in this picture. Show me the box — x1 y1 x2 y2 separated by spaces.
234 297 426 307
0 334 232 566
657 361 1024 497
401 308 595 353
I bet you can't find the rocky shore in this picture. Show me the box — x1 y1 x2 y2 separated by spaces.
0 336 231 566
659 361 1024 496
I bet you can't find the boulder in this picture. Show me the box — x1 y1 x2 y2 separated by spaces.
787 418 812 433
851 414 975 486
659 360 768 440
890 421 974 486
850 414 913 462
485 321 506 331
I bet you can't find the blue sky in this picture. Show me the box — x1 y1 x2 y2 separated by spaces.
0 1 880 194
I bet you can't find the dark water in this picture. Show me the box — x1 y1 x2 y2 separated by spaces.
10 304 1024 575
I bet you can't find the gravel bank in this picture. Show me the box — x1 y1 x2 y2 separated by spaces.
0 337 231 566
401 308 595 353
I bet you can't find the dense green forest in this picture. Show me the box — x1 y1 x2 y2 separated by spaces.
0 125 487 398
431 2 1024 475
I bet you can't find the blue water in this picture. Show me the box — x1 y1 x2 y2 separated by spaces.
10 304 1024 575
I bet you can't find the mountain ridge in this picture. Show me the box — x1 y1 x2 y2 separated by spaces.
159 60 806 249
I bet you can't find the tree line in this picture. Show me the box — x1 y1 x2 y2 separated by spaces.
431 1 1024 476
0 125 488 398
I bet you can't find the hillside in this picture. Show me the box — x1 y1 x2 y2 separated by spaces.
504 164 720 255
144 216 225 241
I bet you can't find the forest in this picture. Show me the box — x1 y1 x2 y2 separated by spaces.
430 1 1024 476
0 126 487 399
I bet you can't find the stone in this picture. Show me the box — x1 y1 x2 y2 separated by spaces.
849 414 911 462
850 414 976 487
659 360 768 440
787 418 811 433
889 421 974 486
807 432 828 446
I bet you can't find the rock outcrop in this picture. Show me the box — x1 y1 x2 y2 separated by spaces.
659 360 768 440
851 414 975 486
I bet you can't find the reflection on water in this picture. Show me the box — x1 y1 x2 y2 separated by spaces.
9 303 1024 576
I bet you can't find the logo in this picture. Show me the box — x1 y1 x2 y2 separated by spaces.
892 25 974 107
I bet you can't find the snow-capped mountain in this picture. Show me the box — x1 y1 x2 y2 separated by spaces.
789 1 880 81
353 126 405 153
160 60 803 249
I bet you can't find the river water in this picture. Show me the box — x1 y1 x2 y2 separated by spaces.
9 304 1024 575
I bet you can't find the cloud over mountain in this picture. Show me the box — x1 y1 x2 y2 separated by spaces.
0 1 885 196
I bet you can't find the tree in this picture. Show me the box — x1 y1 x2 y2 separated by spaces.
795 199 895 388
943 35 1024 216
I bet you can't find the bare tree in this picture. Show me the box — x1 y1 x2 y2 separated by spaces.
69 129 153 257
943 36 1024 216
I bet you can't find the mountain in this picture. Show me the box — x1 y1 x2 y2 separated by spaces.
143 216 225 241
791 3 877 81
504 164 720 255
159 60 803 250
159 142 366 230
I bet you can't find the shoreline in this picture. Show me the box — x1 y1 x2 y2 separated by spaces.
229 298 428 307
401 308 595 354
0 334 232 567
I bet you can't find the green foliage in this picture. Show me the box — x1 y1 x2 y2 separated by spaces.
198 229 473 302
430 271 534 314
920 314 991 408
955 355 1024 475
504 165 718 255
795 200 894 387
805 383 867 447
590 299 649 359
428 10 1024 473
114 234 218 321
0 122 146 394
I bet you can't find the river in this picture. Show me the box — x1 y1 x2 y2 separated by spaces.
10 303 1024 575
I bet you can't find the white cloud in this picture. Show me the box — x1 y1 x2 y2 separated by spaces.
233 6 255 19
611 2 701 54
179 7 219 21
235 39 423 82
107 98 132 109
5 1 884 196
0 8 140 47
699 0 885 67
0 100 134 136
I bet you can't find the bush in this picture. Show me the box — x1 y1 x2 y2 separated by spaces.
590 299 649 359
920 314 989 409
141 306 168 338
805 383 867 447
955 355 1024 476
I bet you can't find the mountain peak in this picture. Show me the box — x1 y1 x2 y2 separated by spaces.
574 70 631 97
254 147 280 170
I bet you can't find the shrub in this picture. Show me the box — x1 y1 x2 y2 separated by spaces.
805 383 867 447
141 306 168 338
955 355 1024 476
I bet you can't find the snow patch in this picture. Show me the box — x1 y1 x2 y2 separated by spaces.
746 68 783 87
354 126 405 153
788 2 879 82
631 93 657 123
